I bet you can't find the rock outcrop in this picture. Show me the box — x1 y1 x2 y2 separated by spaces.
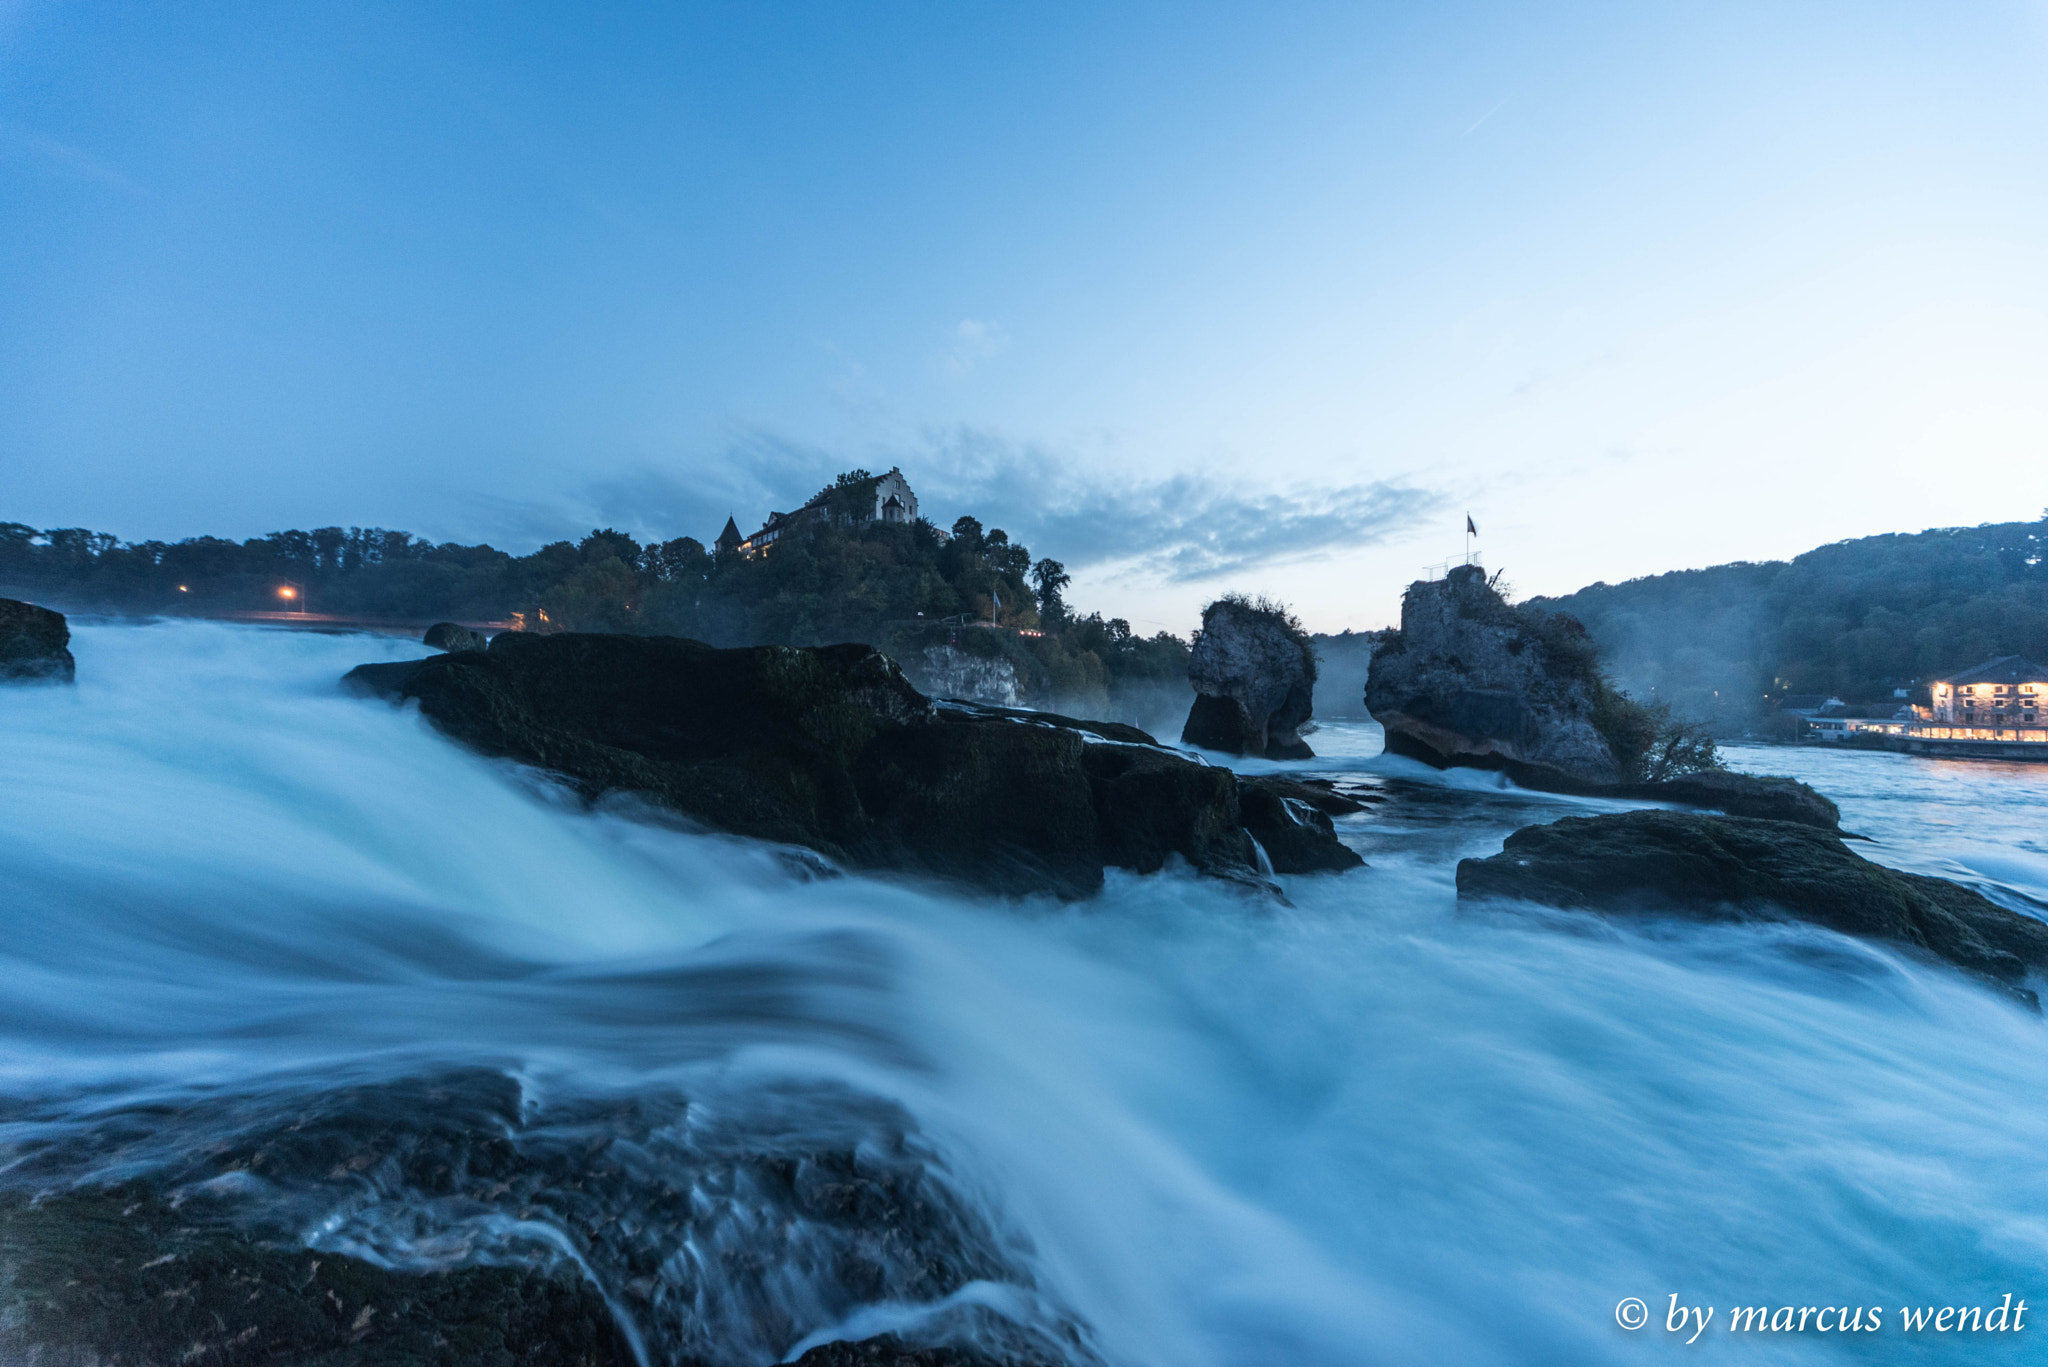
1238 776 1368 873
423 621 491 652
1367 565 1618 786
1616 770 1841 830
1181 598 1317 759
0 1065 1066 1367
914 643 1021 706
1457 810 2048 1000
345 633 1362 896
1365 567 1841 829
0 597 75 683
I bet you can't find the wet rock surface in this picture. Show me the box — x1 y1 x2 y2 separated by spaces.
0 597 75 683
0 1068 1091 1367
1457 810 2048 998
784 1336 1052 1367
0 1184 632 1367
1617 769 1842 830
344 633 1361 897
1237 776 1368 874
1181 600 1317 759
423 621 491 652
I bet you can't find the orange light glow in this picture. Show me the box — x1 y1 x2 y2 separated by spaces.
177 585 188 592
278 587 296 599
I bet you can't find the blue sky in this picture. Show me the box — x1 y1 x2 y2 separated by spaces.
4 1 2046 631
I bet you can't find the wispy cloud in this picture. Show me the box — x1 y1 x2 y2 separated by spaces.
913 427 1447 582
0 120 145 194
461 424 1443 583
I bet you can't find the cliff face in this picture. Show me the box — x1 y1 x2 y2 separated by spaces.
913 644 1021 707
1181 600 1316 759
1366 565 1620 787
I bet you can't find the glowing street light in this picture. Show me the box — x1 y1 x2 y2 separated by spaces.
277 582 307 615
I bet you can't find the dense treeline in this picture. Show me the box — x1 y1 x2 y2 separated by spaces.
1532 514 2048 733
0 472 1190 719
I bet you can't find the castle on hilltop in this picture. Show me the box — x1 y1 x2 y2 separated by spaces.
720 467 919 558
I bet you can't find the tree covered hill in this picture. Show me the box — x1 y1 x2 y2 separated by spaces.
1529 513 2048 731
0 473 1189 719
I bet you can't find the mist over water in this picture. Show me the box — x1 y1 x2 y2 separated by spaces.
5 622 2048 1365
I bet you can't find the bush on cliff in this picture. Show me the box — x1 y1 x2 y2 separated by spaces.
1201 593 1317 687
1531 606 1720 782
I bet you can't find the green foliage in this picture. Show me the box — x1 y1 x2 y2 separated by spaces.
1507 597 1720 781
1641 707 1724 782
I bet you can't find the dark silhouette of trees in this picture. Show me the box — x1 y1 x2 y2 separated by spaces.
0 471 1188 717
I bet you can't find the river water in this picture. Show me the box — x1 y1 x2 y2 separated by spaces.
4 621 2048 1365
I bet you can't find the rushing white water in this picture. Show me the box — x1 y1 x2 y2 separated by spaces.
6 620 2048 1365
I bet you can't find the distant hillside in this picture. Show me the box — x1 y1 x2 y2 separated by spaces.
1530 514 2048 733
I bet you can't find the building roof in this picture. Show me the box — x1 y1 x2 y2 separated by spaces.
1936 655 2048 686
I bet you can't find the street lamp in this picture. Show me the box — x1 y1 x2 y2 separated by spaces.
277 582 306 615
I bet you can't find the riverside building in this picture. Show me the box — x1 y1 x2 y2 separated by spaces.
1926 655 2047 738
1809 655 2046 755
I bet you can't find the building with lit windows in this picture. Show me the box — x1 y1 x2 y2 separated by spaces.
1802 656 2046 757
1927 655 2046 734
737 468 919 557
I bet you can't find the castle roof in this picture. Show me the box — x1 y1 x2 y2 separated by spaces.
1937 655 2048 686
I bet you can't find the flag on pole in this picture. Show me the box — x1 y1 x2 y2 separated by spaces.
1466 515 1478 536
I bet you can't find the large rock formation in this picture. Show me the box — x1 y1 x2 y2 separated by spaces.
1457 810 2048 999
345 633 1361 896
1367 565 1617 786
1365 567 1841 829
1181 598 1317 759
0 597 75 683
